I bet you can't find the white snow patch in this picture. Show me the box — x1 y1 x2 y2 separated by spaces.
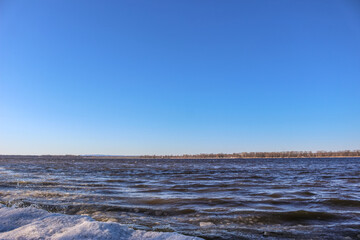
199 222 215 227
0 205 201 240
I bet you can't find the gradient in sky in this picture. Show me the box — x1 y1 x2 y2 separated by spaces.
0 0 359 155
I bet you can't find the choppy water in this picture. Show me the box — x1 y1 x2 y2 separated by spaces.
0 157 359 239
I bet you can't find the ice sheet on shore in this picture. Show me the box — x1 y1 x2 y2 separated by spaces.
0 205 201 240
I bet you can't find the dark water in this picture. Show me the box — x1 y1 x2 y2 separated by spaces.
0 157 359 239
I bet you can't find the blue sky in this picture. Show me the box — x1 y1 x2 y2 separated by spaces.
0 0 359 155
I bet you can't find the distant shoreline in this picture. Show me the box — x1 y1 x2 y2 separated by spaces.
84 156 360 159
0 151 360 160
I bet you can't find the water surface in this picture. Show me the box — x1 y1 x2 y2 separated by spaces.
0 157 359 239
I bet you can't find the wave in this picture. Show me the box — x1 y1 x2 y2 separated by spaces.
3 200 197 217
322 199 360 208
250 210 342 224
136 197 237 207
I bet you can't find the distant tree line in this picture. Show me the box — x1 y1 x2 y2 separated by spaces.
1 151 359 160
139 150 360 159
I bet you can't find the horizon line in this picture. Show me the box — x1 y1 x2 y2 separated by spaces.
0 149 359 157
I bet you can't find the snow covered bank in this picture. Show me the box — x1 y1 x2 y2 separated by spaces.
0 205 202 240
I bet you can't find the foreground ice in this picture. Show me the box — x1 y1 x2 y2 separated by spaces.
0 205 201 240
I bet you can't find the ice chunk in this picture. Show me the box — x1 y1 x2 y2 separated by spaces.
199 222 214 227
0 206 201 240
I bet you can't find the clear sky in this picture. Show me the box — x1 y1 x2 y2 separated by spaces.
0 0 359 155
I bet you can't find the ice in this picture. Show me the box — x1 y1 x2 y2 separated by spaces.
0 205 201 240
199 222 214 227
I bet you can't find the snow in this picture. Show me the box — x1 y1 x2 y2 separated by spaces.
0 205 202 240
199 222 214 227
